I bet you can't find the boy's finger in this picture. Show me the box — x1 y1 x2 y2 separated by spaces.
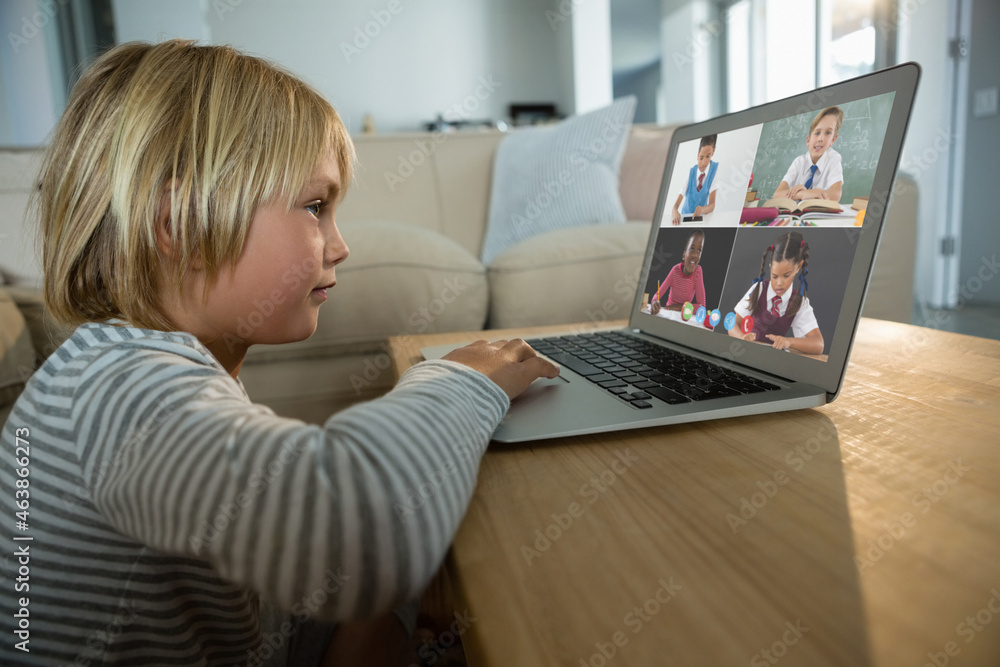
524 356 560 379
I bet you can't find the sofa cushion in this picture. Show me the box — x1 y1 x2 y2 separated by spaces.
479 96 637 266
619 126 676 222
0 286 37 411
487 222 652 329
245 221 488 364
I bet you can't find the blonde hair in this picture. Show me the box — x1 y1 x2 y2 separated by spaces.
809 106 843 135
34 39 354 330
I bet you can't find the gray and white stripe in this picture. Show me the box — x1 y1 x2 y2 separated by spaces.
1 321 507 665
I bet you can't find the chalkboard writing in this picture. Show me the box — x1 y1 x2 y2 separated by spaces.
750 92 895 204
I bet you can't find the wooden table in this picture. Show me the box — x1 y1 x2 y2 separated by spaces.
390 318 1000 667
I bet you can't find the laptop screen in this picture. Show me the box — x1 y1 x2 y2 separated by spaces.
632 64 919 395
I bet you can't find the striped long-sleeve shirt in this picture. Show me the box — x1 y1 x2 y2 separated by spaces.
0 321 508 665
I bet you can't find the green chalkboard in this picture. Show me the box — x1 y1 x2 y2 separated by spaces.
750 92 895 204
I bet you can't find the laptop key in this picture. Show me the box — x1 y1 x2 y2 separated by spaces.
598 380 627 388
723 380 762 394
630 400 653 409
646 386 690 405
544 352 606 377
755 380 781 390
700 386 742 399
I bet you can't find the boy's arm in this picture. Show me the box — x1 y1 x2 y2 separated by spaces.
694 190 717 216
773 181 791 199
83 347 510 625
672 194 683 225
820 180 843 203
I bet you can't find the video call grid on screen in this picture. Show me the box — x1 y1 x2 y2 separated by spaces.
640 90 897 363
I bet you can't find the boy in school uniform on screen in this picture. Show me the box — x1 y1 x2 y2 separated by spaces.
773 106 844 203
671 135 718 225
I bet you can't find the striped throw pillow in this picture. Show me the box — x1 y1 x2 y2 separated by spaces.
480 96 637 266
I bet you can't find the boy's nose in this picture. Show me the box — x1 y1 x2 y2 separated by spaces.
325 223 350 267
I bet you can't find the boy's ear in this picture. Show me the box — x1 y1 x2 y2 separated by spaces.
155 182 203 269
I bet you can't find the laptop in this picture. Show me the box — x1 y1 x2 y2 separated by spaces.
423 63 921 443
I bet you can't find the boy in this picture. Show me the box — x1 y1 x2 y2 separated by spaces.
774 106 844 203
0 40 557 666
671 135 718 225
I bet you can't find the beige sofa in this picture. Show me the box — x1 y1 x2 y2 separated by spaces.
0 126 917 426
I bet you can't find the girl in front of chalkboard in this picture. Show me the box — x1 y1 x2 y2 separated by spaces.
671 134 718 224
774 106 844 204
728 231 825 356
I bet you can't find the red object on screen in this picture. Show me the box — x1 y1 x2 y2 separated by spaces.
739 207 780 225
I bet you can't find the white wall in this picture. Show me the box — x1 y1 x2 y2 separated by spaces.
0 0 63 146
896 0 955 309
111 0 209 43
0 55 12 145
659 0 713 124
957 0 1000 305
568 0 613 114
111 0 581 133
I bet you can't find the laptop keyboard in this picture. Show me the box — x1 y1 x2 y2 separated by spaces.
526 331 780 410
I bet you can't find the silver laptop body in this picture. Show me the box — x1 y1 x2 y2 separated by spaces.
423 63 920 443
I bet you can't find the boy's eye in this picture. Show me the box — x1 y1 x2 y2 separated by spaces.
305 202 323 217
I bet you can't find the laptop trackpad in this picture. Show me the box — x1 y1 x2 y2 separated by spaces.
513 374 569 401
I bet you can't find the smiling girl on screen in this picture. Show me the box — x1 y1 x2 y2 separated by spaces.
649 230 709 325
728 231 824 355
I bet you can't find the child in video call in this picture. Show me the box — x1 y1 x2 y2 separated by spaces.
0 40 558 666
671 135 718 224
728 231 824 355
773 106 844 203
650 230 707 320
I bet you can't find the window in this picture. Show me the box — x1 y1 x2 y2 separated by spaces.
723 0 894 113
819 0 877 86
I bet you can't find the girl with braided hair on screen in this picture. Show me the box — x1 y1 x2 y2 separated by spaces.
728 231 825 355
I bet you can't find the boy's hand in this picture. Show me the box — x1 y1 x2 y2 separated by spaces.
671 209 681 225
442 339 560 401
786 185 808 200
